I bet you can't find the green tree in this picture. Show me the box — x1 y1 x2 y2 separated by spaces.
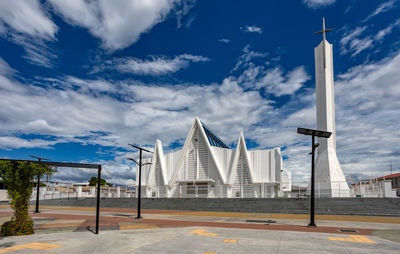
0 160 55 236
88 177 112 187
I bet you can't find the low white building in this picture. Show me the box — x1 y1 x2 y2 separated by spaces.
136 117 287 198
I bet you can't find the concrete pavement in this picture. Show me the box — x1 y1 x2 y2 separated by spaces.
0 204 399 253
0 226 399 254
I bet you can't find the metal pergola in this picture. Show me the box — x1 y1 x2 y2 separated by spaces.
0 158 102 234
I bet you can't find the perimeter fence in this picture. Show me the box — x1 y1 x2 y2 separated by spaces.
136 180 398 198
1 180 395 201
0 184 135 201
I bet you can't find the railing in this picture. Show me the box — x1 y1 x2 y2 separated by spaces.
29 185 135 201
137 180 398 198
140 183 280 198
289 180 398 198
289 181 351 198
0 180 391 202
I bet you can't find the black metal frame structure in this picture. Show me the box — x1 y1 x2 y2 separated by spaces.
297 127 331 228
0 158 102 234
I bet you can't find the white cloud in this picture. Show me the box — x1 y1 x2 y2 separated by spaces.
175 0 196 28
340 20 400 57
0 59 272 152
374 19 400 41
49 0 185 50
0 57 16 76
364 0 397 22
233 45 268 71
238 66 310 97
11 34 57 68
0 0 58 68
340 26 367 47
0 0 57 39
66 76 117 93
243 25 262 34
281 106 315 127
100 54 209 76
332 52 400 177
232 45 309 97
0 136 60 150
218 38 231 43
348 37 374 56
303 0 335 9
340 26 374 56
262 66 310 96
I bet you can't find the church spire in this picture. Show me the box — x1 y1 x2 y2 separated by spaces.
315 17 333 42
313 18 350 197
315 17 333 68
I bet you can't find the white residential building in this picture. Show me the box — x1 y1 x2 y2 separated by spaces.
136 117 287 198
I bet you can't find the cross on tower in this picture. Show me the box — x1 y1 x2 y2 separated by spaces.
315 17 333 41
315 17 333 68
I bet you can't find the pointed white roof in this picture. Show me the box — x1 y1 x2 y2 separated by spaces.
169 117 228 184
227 131 254 184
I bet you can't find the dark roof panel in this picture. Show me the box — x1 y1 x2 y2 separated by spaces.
201 121 229 149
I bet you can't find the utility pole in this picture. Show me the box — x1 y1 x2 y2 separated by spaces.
29 155 49 213
128 144 152 219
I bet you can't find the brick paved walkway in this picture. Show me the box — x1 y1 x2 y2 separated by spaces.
1 205 399 235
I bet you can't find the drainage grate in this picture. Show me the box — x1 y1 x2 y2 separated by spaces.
246 219 276 224
338 229 358 233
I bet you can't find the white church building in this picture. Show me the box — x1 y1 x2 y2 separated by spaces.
136 117 286 198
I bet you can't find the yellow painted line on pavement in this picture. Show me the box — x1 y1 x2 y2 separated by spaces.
328 235 376 243
190 229 219 236
204 252 217 254
0 242 63 253
223 239 238 243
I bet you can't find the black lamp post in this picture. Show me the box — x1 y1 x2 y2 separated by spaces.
128 144 153 219
297 128 331 227
29 155 49 213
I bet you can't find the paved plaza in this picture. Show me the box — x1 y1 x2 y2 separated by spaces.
0 204 399 253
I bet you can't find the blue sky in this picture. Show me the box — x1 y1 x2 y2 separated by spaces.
0 0 399 186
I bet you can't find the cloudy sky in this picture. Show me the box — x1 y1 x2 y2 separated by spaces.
0 0 399 186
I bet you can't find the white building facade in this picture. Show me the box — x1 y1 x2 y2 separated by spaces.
136 118 285 198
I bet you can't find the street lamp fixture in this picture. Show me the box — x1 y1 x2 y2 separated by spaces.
29 155 49 213
297 128 331 227
128 144 153 219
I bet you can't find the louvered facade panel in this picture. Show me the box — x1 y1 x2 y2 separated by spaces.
187 148 197 180
235 150 251 184
155 159 164 186
198 137 209 179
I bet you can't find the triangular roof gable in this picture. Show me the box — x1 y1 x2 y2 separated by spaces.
169 117 226 184
147 140 168 186
227 131 254 184
196 118 226 183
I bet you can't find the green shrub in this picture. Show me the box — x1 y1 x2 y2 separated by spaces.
1 219 34 236
0 161 55 236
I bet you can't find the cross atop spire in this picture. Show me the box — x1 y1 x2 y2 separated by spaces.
315 17 333 41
